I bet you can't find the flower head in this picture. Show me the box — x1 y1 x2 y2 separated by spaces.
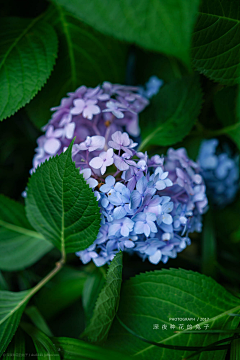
198 139 239 206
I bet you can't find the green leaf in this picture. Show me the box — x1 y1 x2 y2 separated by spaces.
82 266 107 325
138 75 202 151
4 329 25 360
107 268 240 360
52 337 133 360
26 5 128 129
0 195 53 271
21 323 60 360
50 0 200 67
82 252 123 343
201 210 217 278
0 290 31 356
35 266 87 319
25 140 101 255
25 306 53 337
0 16 58 121
192 0 240 85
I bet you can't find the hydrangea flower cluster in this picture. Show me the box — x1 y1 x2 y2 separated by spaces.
30 80 208 267
72 133 208 266
198 139 239 206
32 82 149 171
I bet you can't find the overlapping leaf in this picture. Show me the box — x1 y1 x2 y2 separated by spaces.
0 195 53 271
21 323 60 360
192 0 240 84
0 290 31 356
82 266 106 325
35 267 87 319
25 141 101 254
50 0 200 67
107 268 240 360
138 75 202 151
0 17 58 121
82 252 123 343
4 329 25 360
26 5 128 128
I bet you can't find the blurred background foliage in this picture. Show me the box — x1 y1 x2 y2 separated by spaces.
1 0 240 359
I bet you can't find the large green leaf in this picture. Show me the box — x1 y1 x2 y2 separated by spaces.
82 266 106 325
35 266 87 319
21 323 60 360
26 5 128 129
50 0 200 67
107 268 240 360
52 337 133 360
0 195 53 271
0 17 58 121
25 141 101 254
82 252 123 343
0 290 31 356
192 0 240 85
138 75 202 151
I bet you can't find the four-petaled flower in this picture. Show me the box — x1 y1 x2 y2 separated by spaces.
108 217 134 237
78 136 105 152
100 175 116 193
108 131 137 155
133 212 158 237
103 101 128 119
89 148 114 175
71 99 101 119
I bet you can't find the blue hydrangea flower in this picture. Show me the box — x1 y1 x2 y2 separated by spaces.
74 139 208 266
198 139 239 206
30 80 208 267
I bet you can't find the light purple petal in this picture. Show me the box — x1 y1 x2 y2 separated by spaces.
89 157 103 169
65 123 75 139
44 138 61 155
162 213 173 225
113 206 127 219
149 250 162 264
155 180 166 190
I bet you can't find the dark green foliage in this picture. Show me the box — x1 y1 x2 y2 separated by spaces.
26 5 128 129
0 194 53 271
25 140 101 254
1 0 240 358
0 290 31 356
82 252 123 343
0 17 58 121
192 0 240 85
107 269 240 360
138 75 202 150
50 0 200 67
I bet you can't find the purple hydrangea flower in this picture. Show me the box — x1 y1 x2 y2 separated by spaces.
30 79 208 267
